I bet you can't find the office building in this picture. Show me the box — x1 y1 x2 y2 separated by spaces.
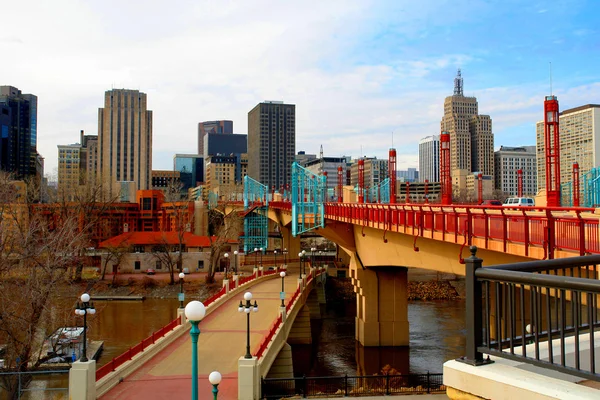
536 104 600 193
419 135 439 183
398 168 419 183
350 158 388 188
205 154 237 196
198 120 233 155
248 101 295 190
440 71 494 179
494 146 537 196
0 86 38 180
303 156 351 200
295 151 317 166
98 89 152 199
203 133 247 159
151 170 181 190
174 154 204 192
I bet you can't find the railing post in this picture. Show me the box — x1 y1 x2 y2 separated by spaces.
302 375 307 398
385 372 390 395
426 371 430 394
344 374 348 396
457 245 493 366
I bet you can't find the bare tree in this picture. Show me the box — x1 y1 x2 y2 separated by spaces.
0 172 92 399
205 186 243 283
99 241 131 282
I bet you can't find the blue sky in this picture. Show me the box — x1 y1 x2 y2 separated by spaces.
1 0 599 176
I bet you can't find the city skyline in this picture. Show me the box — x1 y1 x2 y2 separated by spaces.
2 0 599 177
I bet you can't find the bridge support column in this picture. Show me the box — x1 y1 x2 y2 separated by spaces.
223 279 229 293
279 225 301 271
238 356 259 400
352 264 409 347
68 360 96 400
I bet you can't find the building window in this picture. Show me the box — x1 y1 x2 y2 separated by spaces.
135 261 141 270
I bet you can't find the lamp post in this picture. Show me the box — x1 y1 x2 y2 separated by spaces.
178 272 185 308
310 247 316 270
283 248 288 269
298 252 304 276
274 250 278 269
259 247 264 268
74 293 96 362
223 252 229 278
254 247 258 269
185 300 207 400
233 250 239 274
208 371 222 400
238 292 258 359
302 250 307 275
280 271 286 307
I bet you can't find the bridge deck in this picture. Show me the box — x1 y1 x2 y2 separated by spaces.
100 272 302 400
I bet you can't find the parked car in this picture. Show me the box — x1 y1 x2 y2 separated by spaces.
480 199 502 206
145 268 156 275
183 268 190 274
503 197 535 207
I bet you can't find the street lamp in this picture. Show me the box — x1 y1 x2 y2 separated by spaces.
223 253 229 278
283 248 288 268
259 247 264 268
178 272 185 308
74 293 96 362
233 250 239 274
318 250 323 269
311 247 316 270
274 250 278 269
254 247 258 269
185 301 207 400
280 271 286 307
238 292 258 359
298 252 304 276
208 371 222 400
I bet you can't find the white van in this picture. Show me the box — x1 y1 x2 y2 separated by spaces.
503 197 535 207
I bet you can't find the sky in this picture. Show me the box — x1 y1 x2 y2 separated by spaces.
2 0 599 178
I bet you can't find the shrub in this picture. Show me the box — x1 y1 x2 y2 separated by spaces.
141 276 157 289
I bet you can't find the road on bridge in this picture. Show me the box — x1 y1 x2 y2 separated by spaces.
100 270 302 399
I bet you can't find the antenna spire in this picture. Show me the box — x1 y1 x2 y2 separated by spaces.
454 69 463 96
549 62 553 95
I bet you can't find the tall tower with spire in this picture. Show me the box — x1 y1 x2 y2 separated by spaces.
440 70 494 180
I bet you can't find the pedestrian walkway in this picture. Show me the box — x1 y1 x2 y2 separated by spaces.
100 272 301 399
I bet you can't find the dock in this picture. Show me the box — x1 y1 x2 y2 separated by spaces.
92 295 145 301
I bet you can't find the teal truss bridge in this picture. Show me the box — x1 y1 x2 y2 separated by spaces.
291 162 326 236
561 166 600 207
242 176 268 253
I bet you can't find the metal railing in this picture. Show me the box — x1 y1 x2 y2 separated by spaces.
96 317 181 381
0 369 69 399
261 372 444 398
460 246 600 381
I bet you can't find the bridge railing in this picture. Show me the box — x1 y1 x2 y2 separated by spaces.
96 316 181 381
254 268 325 359
461 246 600 381
323 203 600 256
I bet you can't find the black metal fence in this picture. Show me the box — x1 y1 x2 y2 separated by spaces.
261 372 444 399
0 369 69 399
459 246 600 381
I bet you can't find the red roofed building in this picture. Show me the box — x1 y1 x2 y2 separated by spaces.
98 231 239 274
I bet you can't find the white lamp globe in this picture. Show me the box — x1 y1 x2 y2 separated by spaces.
260 247 263 252
74 309 80 316
244 292 252 301
88 308 96 315
179 272 185 279
81 293 90 303
244 307 250 314
185 301 206 321
298 252 302 257
280 271 286 278
208 371 222 385
254 247 258 252
234 250 238 255
224 253 229 258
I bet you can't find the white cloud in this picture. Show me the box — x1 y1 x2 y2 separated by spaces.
1 0 598 178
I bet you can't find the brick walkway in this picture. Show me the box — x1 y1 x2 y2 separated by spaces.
100 272 300 399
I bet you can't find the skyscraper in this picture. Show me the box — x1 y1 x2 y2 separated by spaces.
57 130 98 200
494 146 537 196
440 70 494 178
98 89 152 199
248 101 295 190
535 104 600 194
198 120 233 155
0 86 38 180
418 135 440 183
